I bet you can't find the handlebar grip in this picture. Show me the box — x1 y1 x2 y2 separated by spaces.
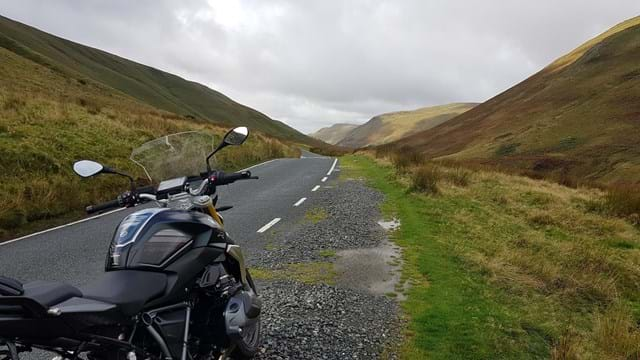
86 199 121 214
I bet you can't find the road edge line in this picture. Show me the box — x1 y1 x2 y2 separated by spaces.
0 208 127 247
2 157 283 245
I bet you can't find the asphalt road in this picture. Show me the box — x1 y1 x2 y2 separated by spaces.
0 150 337 288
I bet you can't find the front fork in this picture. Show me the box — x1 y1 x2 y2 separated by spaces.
0 339 19 360
225 245 250 289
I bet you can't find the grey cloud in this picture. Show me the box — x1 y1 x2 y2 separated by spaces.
1 0 639 132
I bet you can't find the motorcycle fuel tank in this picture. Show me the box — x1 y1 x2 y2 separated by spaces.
106 208 227 271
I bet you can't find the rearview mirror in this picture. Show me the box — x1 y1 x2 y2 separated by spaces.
223 126 249 146
206 127 250 172
73 160 104 178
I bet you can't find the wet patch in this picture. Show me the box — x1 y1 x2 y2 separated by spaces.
335 236 405 300
378 218 401 231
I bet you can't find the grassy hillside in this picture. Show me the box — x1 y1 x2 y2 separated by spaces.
0 15 315 144
345 154 640 359
338 103 476 148
395 17 640 184
309 123 359 144
0 46 300 240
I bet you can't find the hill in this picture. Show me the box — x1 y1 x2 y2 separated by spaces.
0 25 301 239
0 15 314 144
395 16 640 184
309 123 359 144
338 103 476 148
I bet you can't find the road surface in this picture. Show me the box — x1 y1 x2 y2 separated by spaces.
0 150 338 288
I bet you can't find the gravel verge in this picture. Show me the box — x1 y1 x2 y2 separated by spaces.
256 281 398 359
245 178 402 359
249 180 387 268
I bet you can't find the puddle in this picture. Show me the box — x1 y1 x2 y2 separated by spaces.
335 235 406 301
378 218 400 231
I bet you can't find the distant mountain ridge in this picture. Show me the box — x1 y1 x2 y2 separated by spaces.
337 103 477 148
394 16 640 183
309 123 359 144
0 15 314 143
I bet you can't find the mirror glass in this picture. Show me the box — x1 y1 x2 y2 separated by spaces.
73 160 104 178
223 126 249 146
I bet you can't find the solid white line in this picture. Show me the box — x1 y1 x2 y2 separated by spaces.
257 218 281 233
240 158 279 172
311 185 320 192
293 197 307 207
0 207 127 247
326 158 338 175
2 158 283 246
321 177 328 182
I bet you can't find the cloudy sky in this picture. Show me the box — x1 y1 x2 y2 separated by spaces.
1 1 639 133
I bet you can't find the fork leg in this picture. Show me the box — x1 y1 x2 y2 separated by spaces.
6 342 19 360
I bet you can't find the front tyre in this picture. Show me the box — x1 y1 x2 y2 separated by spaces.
231 270 262 358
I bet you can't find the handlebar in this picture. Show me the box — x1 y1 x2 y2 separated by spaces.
213 171 259 186
84 170 258 214
86 199 121 214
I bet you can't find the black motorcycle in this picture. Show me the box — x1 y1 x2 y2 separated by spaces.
0 127 262 360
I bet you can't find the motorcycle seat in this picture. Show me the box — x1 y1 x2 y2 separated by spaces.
0 279 82 315
81 270 167 316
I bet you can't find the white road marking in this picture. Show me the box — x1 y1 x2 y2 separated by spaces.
240 158 279 172
326 158 338 175
0 207 127 247
293 197 307 207
257 218 281 233
311 185 320 192
3 158 282 245
321 177 328 182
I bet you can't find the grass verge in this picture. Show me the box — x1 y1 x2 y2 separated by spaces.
251 262 337 285
341 154 640 359
0 47 300 240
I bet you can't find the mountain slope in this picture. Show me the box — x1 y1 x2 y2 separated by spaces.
0 40 301 238
339 103 477 148
397 16 640 183
309 123 359 144
0 15 313 143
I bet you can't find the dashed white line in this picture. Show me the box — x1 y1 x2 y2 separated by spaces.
326 158 338 175
293 197 307 207
321 177 328 182
257 218 281 233
311 185 320 192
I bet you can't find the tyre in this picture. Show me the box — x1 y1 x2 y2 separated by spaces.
231 270 262 358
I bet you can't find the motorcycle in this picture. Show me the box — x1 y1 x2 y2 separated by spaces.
0 127 262 360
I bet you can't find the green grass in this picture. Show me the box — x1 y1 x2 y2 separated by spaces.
304 207 328 224
318 249 337 258
0 15 316 144
251 262 337 285
342 154 640 359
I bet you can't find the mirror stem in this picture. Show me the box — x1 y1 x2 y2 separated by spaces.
103 167 136 191
206 143 226 174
